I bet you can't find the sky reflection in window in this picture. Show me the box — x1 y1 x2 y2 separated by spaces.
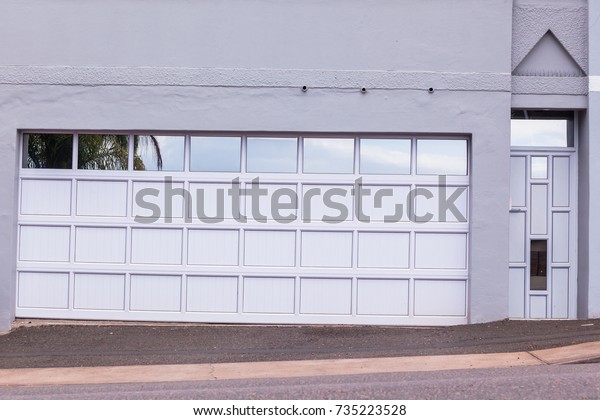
360 138 411 174
303 138 354 174
247 137 297 173
416 139 467 175
511 120 569 147
190 136 241 172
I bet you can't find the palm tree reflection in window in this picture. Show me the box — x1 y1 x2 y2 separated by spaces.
78 134 129 170
133 135 163 171
78 134 163 171
23 133 74 169
24 133 164 171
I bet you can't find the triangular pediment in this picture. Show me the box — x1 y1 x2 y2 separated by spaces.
513 30 584 77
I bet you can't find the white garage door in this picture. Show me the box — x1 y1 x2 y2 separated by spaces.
17 132 469 326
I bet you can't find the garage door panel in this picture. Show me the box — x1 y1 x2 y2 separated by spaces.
131 228 182 265
77 180 127 217
18 272 69 309
415 186 468 223
21 179 71 216
133 181 185 220
19 226 70 262
243 277 295 314
244 183 298 221
187 276 238 313
300 278 352 315
244 230 296 267
414 280 466 316
358 185 410 222
75 227 126 264
188 229 239 266
301 231 352 267
357 232 409 268
189 183 239 221
415 233 467 269
130 275 181 312
301 185 354 222
74 273 125 310
357 279 409 316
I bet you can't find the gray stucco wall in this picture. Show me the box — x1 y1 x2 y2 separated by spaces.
513 0 588 74
512 0 588 104
578 108 590 318
582 0 600 318
0 0 511 72
0 0 514 331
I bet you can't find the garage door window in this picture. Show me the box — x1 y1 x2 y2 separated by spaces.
303 138 354 174
134 135 185 172
416 139 468 175
190 136 242 172
78 134 129 170
22 134 469 176
359 138 411 175
22 133 73 169
246 137 298 173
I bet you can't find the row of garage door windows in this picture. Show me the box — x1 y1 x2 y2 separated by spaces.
22 133 468 176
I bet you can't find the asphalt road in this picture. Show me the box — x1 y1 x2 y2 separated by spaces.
1 363 599 399
2 318 600 368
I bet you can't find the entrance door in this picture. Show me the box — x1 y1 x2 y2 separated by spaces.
509 142 577 319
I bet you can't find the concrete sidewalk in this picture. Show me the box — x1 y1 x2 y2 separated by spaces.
1 340 599 387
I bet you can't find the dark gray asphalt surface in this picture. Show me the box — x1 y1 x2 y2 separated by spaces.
2 364 599 399
1 318 600 369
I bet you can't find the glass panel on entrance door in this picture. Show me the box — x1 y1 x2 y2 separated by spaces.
531 156 548 179
530 240 547 291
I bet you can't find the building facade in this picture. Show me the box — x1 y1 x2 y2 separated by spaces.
0 0 598 331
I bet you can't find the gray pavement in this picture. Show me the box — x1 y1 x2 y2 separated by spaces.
2 364 599 399
1 318 600 368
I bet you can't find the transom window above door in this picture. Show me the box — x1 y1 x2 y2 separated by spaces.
511 110 575 148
